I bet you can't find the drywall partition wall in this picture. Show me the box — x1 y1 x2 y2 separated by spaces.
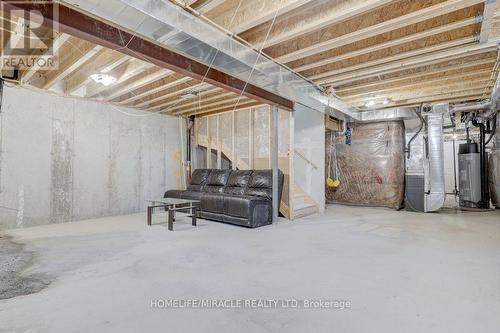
294 104 325 213
0 86 182 229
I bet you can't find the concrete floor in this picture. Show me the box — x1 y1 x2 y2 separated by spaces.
1 204 499 333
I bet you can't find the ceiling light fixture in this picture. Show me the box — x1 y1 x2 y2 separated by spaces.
90 73 117 86
365 100 376 108
365 97 391 108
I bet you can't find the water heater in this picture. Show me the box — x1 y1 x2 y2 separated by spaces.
458 143 482 208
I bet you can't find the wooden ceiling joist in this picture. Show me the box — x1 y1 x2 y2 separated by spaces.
335 59 496 93
273 0 484 64
116 76 193 105
353 87 492 108
2 1 292 110
171 90 235 114
187 101 263 117
180 96 254 114
174 96 246 115
292 17 478 73
21 33 71 84
63 50 129 95
192 0 227 14
320 43 498 86
2 0 498 114
101 68 174 102
310 36 477 81
142 83 216 110
339 70 493 100
334 55 496 90
347 78 492 105
241 0 393 49
85 60 152 99
42 42 102 89
210 0 312 35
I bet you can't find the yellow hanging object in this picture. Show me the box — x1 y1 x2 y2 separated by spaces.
327 131 341 189
326 178 340 188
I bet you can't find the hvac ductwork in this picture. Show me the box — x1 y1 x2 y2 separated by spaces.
425 113 446 212
450 101 491 113
59 0 433 122
404 106 446 212
61 0 361 117
356 107 420 122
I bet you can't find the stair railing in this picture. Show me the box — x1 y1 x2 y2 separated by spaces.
294 149 318 169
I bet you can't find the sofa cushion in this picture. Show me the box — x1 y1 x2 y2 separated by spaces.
223 195 271 218
191 169 212 185
205 169 231 193
223 212 271 228
200 211 224 221
164 190 184 199
245 169 284 201
245 170 273 200
187 184 204 192
224 170 253 195
181 190 204 201
246 187 272 200
222 214 252 227
201 193 225 213
248 170 273 188
228 170 253 186
187 169 212 192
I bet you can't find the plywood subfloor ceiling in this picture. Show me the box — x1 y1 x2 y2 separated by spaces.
2 0 500 116
194 0 500 110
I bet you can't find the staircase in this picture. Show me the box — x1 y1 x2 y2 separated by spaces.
196 134 319 219
292 186 320 219
280 185 319 219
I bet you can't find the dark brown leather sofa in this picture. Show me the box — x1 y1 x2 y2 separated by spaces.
164 169 284 228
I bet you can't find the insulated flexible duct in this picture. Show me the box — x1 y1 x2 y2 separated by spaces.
425 113 446 212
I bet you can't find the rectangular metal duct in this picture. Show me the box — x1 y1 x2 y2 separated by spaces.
404 105 446 212
425 112 446 212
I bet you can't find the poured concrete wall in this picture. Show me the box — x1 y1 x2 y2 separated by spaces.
0 86 182 229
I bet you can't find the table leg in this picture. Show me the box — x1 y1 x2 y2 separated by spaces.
168 209 174 231
192 206 197 226
147 206 152 226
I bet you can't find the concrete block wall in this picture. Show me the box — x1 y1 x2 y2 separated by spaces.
0 85 182 229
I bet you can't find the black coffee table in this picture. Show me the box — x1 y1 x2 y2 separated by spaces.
146 198 200 231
